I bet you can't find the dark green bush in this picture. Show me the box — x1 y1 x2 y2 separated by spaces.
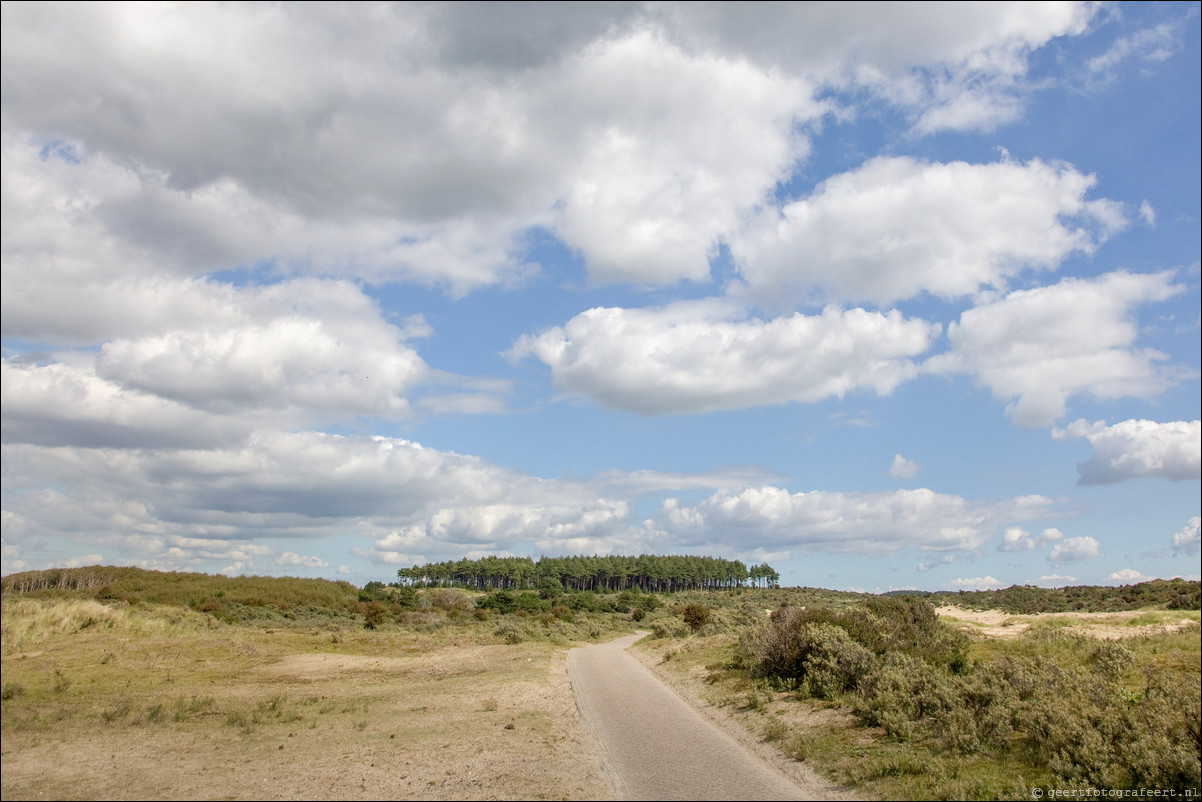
475 590 549 615
680 603 711 632
360 601 388 629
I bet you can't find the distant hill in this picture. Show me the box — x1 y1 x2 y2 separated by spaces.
901 578 1200 613
1 565 360 618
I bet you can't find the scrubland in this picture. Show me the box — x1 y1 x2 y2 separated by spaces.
637 588 1201 800
2 568 1199 801
1 573 627 800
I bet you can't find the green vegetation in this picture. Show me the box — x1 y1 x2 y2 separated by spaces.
396 553 780 592
2 565 362 626
641 584 1202 800
5 566 1197 800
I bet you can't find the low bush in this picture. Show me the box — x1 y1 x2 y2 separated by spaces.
853 652 955 741
426 588 469 612
492 620 525 644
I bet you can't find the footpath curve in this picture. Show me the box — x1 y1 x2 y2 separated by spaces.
567 632 822 801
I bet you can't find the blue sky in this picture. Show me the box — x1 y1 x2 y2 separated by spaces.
2 1 1199 591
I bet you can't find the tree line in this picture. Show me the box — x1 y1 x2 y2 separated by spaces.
395 554 780 593
916 577 1201 613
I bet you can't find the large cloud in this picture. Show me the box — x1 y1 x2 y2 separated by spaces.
0 4 813 295
648 486 1060 556
2 276 430 430
1 2 1100 299
732 156 1126 307
1054 419 1202 485
1048 535 1102 567
927 271 1187 427
0 432 644 571
1173 517 1201 556
0 359 250 450
646 2 1095 133
93 296 428 418
510 301 938 414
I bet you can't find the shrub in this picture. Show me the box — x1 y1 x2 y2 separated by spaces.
1013 659 1202 790
743 595 966 685
536 576 563 600
1090 640 1133 681
854 652 954 741
652 616 690 639
743 610 874 698
358 581 387 601
427 588 469 612
475 590 549 615
493 620 525 644
798 624 876 700
935 659 1023 753
680 603 711 632
390 586 419 609
762 717 790 743
360 601 388 629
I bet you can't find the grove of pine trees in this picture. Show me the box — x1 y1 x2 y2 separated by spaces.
394 554 779 593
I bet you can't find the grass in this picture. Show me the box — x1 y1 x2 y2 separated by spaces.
1 594 625 800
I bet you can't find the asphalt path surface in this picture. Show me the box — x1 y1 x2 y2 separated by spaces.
567 632 817 801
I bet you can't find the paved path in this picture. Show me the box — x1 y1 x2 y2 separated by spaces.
567 633 816 801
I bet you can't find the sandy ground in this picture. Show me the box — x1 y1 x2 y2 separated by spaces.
3 628 854 801
1 633 615 801
7 602 1195 801
935 605 1199 640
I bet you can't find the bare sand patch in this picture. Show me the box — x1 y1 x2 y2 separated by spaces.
936 605 1199 640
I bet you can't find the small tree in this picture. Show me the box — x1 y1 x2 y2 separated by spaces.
680 603 710 632
537 575 564 600
361 601 388 629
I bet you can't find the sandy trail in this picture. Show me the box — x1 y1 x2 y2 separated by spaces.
567 632 824 801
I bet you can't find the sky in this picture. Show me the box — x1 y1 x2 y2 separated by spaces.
1 1 1199 592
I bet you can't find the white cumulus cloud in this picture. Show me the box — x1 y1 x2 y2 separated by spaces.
1173 517 1201 556
732 156 1125 307
946 576 1004 590
1048 535 1102 567
927 271 1186 427
649 486 1059 556
998 526 1063 552
889 454 921 479
511 301 938 414
1069 419 1202 485
1034 574 1077 587
1108 568 1149 583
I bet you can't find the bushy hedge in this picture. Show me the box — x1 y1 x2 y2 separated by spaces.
741 596 1201 791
